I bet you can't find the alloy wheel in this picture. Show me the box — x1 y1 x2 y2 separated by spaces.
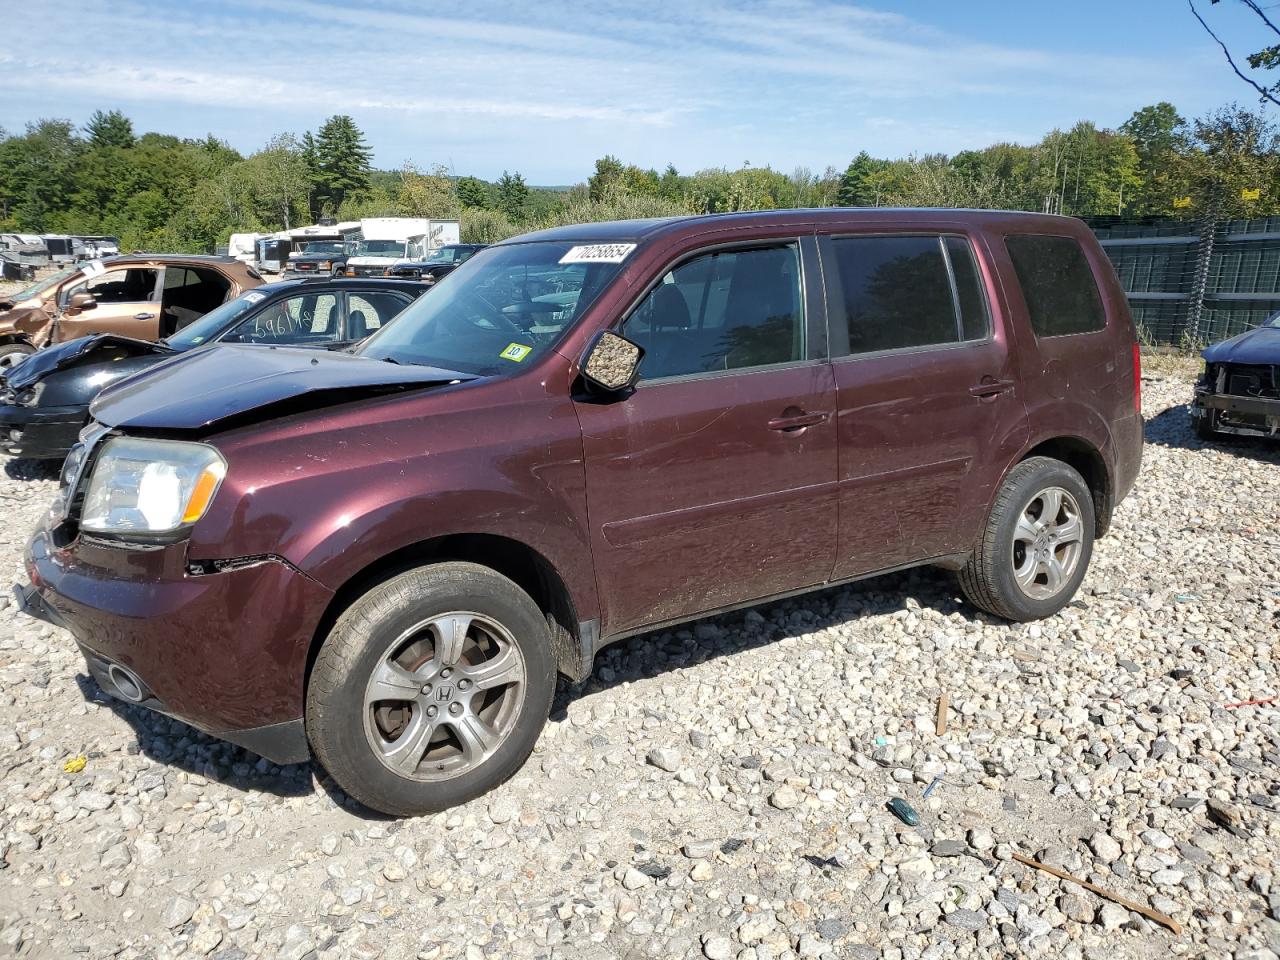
362 612 526 782
1010 486 1085 600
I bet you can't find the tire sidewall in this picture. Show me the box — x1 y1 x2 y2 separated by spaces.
987 462 1095 621
308 567 555 816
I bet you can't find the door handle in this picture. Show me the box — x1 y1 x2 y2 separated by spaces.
768 411 828 432
969 378 1015 398
134 313 155 320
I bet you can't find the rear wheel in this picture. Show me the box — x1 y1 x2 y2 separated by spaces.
0 342 34 371
306 562 555 816
959 457 1095 622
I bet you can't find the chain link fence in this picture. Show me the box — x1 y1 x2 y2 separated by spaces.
1086 215 1280 347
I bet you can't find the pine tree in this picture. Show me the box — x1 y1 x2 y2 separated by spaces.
85 110 135 150
837 151 885 207
312 115 371 215
496 171 529 221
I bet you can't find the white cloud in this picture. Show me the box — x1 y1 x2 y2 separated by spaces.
0 0 1248 180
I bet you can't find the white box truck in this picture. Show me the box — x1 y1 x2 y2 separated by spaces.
345 218 461 276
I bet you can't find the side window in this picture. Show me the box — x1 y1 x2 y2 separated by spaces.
831 236 978 355
164 268 194 290
230 294 339 344
1004 235 1106 337
625 244 804 380
70 268 158 304
347 292 412 338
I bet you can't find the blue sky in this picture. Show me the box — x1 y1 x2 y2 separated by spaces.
0 0 1274 184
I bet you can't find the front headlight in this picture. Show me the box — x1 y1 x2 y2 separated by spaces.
81 437 227 535
16 382 44 406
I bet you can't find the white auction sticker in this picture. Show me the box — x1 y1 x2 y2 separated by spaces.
80 259 106 279
242 291 266 303
559 243 636 264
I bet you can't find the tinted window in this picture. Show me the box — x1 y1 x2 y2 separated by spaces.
347 291 413 337
831 237 959 354
1005 235 1106 337
625 244 804 380
945 237 990 342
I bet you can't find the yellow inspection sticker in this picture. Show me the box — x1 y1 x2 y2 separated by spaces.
500 343 533 362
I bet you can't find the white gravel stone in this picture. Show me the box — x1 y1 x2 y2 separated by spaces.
0 375 1273 959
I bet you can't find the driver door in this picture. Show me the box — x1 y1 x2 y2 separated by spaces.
56 267 162 343
221 292 342 346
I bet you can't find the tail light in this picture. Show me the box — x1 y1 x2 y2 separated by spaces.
1132 342 1142 413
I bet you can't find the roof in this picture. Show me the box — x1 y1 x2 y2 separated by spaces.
106 253 241 264
500 207 1086 247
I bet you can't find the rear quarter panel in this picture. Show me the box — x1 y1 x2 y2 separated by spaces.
984 220 1142 511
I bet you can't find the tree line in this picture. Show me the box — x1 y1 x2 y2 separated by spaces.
0 102 1276 254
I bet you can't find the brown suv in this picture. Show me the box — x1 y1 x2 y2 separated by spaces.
0 255 262 368
17 209 1143 816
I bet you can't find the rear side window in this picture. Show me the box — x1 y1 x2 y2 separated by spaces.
830 235 989 355
1005 235 1106 337
625 244 805 380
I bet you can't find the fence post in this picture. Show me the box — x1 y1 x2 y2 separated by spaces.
1186 210 1219 347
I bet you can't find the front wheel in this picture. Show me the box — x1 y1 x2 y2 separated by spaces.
306 562 556 816
0 342 35 371
958 456 1095 622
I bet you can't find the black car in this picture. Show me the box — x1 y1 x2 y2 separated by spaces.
384 243 487 283
1191 311 1280 440
0 278 427 460
285 241 349 278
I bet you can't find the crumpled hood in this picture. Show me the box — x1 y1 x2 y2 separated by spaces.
1203 324 1280 365
3 334 168 389
90 344 471 431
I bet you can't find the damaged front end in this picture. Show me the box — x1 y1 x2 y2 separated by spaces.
1192 361 1280 438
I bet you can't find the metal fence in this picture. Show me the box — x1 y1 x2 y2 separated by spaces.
1086 215 1280 346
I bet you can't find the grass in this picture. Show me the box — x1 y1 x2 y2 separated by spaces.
1140 348 1201 381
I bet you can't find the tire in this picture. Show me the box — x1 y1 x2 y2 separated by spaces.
306 562 555 817
958 456 1095 622
0 342 35 371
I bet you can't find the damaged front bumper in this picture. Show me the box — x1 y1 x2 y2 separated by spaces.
0 401 84 460
1191 387 1280 438
18 519 334 765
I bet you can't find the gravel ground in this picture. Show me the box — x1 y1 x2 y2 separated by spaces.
0 376 1276 960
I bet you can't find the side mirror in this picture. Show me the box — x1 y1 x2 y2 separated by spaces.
67 292 97 312
580 330 644 393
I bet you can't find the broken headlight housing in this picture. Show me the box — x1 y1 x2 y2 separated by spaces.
81 437 226 535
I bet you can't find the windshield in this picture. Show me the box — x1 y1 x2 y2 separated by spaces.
8 264 82 302
165 292 264 349
356 241 627 375
298 242 344 256
425 247 459 264
355 240 408 257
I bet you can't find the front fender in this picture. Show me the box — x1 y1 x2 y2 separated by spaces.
187 386 600 622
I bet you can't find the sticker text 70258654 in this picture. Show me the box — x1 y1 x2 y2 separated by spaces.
558 244 637 265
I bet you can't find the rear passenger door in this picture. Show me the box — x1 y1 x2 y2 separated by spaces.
576 238 837 635
822 232 1028 579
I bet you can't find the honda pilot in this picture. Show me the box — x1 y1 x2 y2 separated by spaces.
17 210 1143 816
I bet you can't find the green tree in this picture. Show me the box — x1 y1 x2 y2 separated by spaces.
456 176 491 209
1171 104 1280 217
837 152 888 206
588 155 626 202
398 164 461 219
1121 103 1188 214
311 115 372 214
242 134 311 229
84 109 135 149
496 170 529 221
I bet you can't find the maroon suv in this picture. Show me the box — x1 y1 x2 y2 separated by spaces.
18 209 1143 816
